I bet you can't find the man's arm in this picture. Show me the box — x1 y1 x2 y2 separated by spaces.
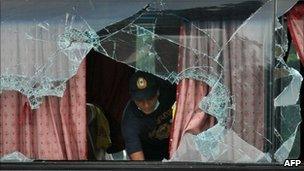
129 151 145 160
122 104 145 160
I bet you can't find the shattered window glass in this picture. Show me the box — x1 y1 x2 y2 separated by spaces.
0 0 302 164
135 16 156 73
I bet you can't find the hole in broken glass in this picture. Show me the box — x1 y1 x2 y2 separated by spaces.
0 0 302 163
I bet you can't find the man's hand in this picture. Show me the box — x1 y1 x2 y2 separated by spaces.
130 151 145 160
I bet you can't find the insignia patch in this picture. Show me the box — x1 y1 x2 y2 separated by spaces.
137 77 147 89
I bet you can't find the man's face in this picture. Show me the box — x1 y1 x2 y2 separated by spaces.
134 93 159 115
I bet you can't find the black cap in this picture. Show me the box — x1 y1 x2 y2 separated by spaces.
129 71 159 101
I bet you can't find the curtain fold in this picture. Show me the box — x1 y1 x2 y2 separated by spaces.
0 60 87 160
170 15 266 158
287 3 304 65
169 23 216 158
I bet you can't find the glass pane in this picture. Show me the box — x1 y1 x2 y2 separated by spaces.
0 0 302 164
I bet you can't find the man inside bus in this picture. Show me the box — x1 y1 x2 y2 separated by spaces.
121 71 176 160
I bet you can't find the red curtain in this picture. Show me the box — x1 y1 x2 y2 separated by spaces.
0 60 87 160
169 24 216 158
287 3 304 65
170 17 267 157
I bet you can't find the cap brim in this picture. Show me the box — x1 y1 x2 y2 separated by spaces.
131 88 158 101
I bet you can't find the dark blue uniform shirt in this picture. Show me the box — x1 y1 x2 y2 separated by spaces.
121 83 175 160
